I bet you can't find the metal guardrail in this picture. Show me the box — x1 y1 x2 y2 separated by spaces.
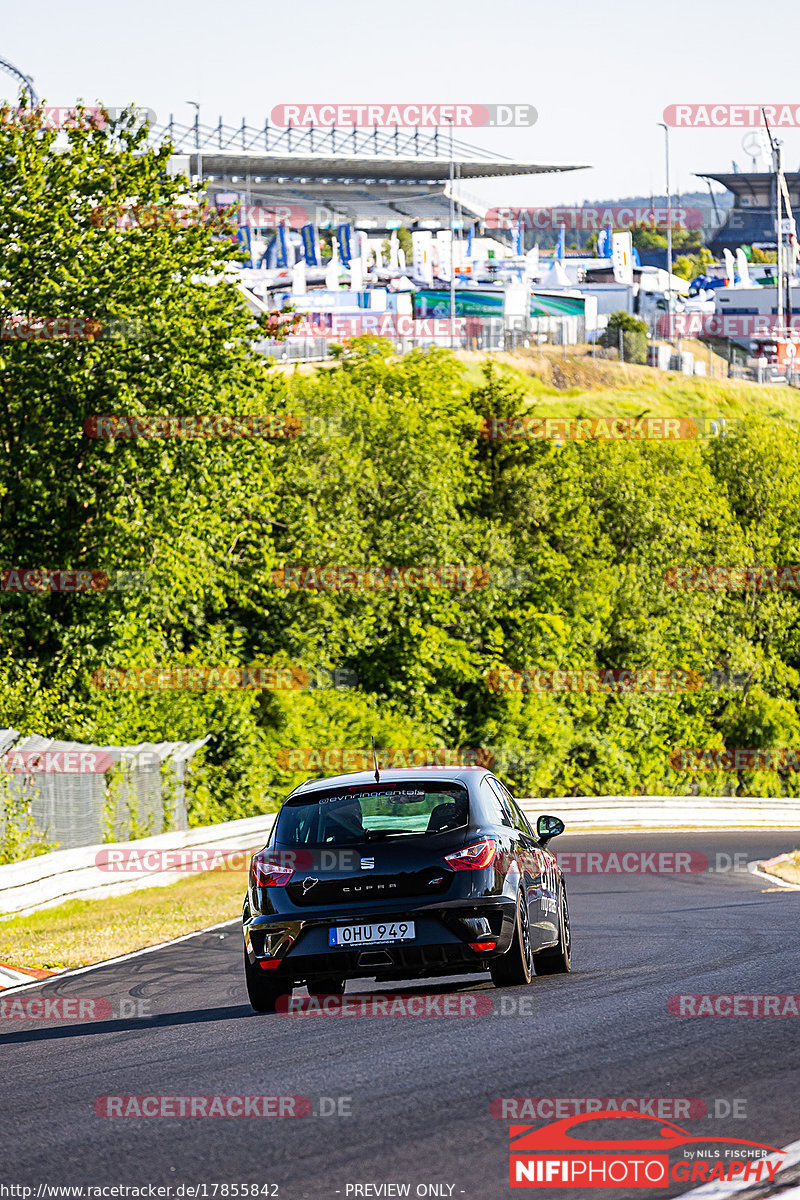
518 795 800 829
258 337 333 362
0 813 275 917
1 796 797 919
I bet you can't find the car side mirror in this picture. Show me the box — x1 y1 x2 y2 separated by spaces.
537 814 565 843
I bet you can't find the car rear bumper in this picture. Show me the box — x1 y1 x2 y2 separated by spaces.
243 896 517 982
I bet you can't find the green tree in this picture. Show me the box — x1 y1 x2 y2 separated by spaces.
672 250 714 280
631 227 706 254
0 102 298 815
748 247 777 264
380 225 413 264
601 311 649 363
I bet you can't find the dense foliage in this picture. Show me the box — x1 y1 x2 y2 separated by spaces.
3 109 800 836
601 312 648 363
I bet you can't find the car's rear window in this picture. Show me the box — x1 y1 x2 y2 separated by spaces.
274 781 469 845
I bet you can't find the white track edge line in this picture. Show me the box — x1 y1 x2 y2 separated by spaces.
0 917 240 995
748 861 800 890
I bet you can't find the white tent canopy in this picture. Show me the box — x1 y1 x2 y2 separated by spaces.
542 260 572 288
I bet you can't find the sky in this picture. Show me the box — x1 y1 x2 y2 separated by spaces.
3 0 800 209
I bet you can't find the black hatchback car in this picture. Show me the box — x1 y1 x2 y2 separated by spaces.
242 766 571 1011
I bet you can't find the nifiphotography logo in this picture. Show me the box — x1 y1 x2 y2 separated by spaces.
507 1111 783 1188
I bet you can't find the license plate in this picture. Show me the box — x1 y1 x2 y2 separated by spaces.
328 921 415 947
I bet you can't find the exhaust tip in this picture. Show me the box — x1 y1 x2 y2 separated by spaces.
358 950 394 967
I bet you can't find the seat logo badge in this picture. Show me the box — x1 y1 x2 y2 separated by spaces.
360 857 375 870
301 876 318 893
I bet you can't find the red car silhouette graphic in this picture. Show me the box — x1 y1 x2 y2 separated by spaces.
510 1110 782 1154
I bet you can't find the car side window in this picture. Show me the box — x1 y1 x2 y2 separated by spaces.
510 799 534 838
481 777 513 827
494 779 534 837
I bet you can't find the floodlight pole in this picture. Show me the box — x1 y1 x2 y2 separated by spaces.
448 119 456 349
775 141 783 333
658 122 673 339
763 111 787 334
187 100 202 183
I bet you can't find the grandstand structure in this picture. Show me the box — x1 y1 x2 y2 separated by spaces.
697 170 800 254
154 115 589 233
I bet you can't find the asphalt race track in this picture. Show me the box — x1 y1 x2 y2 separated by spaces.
2 831 799 1200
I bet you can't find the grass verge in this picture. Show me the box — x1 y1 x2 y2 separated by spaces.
0 868 246 972
455 347 800 425
761 850 800 886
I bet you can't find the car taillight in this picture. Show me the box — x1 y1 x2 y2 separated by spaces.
251 852 294 887
444 839 498 871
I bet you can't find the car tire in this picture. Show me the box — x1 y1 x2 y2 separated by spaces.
534 884 572 975
244 947 293 1013
490 889 533 987
307 977 346 996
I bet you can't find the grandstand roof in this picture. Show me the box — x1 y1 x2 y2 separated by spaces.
695 170 800 253
194 152 586 182
154 116 588 182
